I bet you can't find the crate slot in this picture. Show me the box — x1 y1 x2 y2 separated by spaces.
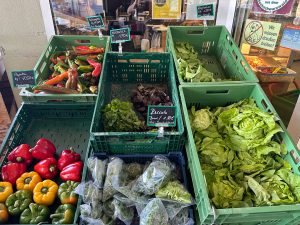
206 90 229 94
232 50 238 61
290 150 299 164
129 58 149 63
187 30 204 35
74 39 91 44
261 99 268 110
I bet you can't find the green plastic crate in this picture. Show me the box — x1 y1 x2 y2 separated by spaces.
90 52 184 154
19 35 110 102
167 26 258 85
272 89 300 127
179 84 300 225
0 103 95 225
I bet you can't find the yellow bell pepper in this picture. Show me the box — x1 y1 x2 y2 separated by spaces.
0 182 13 203
16 172 42 192
33 180 58 206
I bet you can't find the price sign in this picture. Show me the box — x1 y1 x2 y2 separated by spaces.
147 106 176 127
86 15 104 30
110 28 131 44
12 70 35 88
197 3 214 18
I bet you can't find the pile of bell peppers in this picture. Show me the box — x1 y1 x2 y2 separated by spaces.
33 45 104 95
0 138 83 224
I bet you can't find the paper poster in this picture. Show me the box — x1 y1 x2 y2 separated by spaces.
280 25 300 51
186 0 217 20
152 0 182 19
242 19 281 51
252 0 295 15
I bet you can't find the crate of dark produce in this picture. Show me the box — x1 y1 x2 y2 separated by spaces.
75 143 194 225
179 83 300 225
0 103 95 224
20 35 110 102
90 52 184 153
167 26 258 84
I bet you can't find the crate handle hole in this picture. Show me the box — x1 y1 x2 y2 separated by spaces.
74 40 91 44
118 59 127 63
290 150 299 164
187 30 204 35
261 99 268 110
40 61 47 73
232 50 237 61
206 90 229 94
129 59 149 63
151 60 160 63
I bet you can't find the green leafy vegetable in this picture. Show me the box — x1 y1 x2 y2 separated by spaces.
155 181 192 204
189 98 299 208
103 98 143 132
175 42 215 82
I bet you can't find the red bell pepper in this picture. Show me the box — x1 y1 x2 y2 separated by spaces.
7 144 32 165
60 161 83 182
86 59 102 77
57 149 81 171
1 162 27 185
34 157 58 179
30 138 56 160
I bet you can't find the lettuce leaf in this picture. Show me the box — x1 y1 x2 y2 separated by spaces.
189 98 298 209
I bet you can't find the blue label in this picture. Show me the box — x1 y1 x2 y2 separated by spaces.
280 27 300 51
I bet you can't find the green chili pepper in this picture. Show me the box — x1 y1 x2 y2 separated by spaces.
75 58 88 66
77 65 94 73
67 59 77 69
19 203 50 224
76 55 88 61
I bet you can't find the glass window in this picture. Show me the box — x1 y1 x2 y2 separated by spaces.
233 0 300 97
49 0 219 51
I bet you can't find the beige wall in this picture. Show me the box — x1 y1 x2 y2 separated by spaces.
0 0 48 106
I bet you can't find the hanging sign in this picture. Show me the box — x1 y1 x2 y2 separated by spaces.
280 25 300 51
186 0 216 20
147 106 176 127
242 19 281 51
197 4 214 18
252 0 295 15
152 0 182 19
86 15 104 30
110 28 131 44
12 70 35 88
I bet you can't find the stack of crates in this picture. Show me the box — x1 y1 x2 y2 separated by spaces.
0 34 194 224
167 26 300 225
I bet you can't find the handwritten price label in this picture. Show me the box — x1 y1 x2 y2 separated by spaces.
110 28 131 43
12 70 35 88
147 106 176 127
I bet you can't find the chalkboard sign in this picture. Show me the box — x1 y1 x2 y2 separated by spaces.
110 28 131 44
12 70 35 88
147 105 176 127
197 4 214 18
86 15 104 30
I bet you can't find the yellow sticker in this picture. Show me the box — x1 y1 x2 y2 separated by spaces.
152 0 182 19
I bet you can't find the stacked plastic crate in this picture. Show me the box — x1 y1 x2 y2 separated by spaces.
167 26 300 225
